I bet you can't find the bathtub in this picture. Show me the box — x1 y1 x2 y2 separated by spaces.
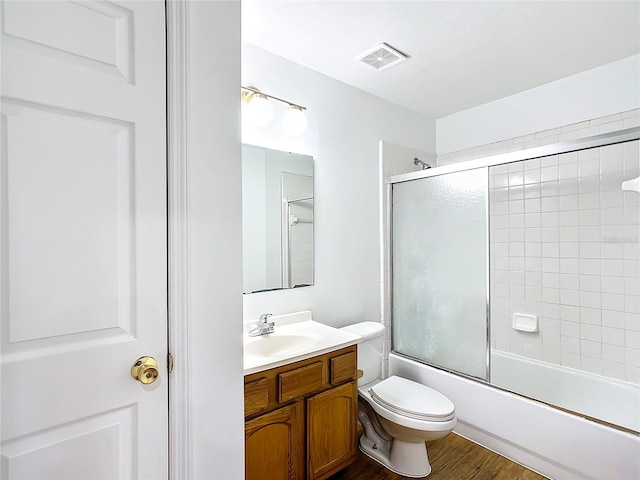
491 350 640 433
390 352 640 480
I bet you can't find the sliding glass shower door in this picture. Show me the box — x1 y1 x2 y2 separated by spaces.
392 168 489 380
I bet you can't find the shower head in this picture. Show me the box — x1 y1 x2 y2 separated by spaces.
413 157 431 170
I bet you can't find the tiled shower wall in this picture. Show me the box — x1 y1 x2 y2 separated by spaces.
437 108 640 384
381 110 640 382
489 141 640 383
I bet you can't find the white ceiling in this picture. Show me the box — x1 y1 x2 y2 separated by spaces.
242 1 640 119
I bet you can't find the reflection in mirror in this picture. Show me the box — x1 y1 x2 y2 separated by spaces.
242 145 314 294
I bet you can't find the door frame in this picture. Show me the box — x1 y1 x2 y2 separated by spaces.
166 2 190 478
166 2 244 478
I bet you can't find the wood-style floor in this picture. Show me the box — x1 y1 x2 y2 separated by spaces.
329 433 548 480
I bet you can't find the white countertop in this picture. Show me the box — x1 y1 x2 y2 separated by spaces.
243 315 362 376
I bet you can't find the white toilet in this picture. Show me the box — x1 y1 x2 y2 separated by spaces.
340 322 456 478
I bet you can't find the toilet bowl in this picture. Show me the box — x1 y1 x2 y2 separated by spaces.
340 322 456 478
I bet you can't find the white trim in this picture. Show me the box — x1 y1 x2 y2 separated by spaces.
166 1 190 478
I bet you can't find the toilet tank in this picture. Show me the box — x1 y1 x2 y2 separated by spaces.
340 322 385 386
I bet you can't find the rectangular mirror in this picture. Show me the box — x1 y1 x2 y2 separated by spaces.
242 145 314 294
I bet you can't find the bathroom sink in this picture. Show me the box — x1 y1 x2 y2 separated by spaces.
243 312 362 375
244 334 318 358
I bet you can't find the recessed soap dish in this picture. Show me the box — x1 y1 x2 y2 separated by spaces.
512 313 538 332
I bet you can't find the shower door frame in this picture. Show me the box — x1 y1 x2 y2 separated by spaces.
387 126 640 386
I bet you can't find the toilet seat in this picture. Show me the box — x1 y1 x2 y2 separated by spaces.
368 375 455 422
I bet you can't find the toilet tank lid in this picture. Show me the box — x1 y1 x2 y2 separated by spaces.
340 321 385 340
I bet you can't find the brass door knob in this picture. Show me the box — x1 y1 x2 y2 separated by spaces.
131 356 159 384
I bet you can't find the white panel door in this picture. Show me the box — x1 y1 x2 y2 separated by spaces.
0 2 168 478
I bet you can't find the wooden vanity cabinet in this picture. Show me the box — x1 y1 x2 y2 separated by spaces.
244 346 358 480
245 401 304 480
307 381 358 479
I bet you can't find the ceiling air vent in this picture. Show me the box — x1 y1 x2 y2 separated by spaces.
355 42 408 71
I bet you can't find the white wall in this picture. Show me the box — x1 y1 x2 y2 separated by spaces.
242 44 435 327
187 2 244 478
437 54 640 155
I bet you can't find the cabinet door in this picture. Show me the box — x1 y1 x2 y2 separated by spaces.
245 402 304 480
307 382 358 480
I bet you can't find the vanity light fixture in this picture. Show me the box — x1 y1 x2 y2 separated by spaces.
282 105 308 135
241 86 308 134
241 87 274 127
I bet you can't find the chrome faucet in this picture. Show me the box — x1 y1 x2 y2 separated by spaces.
248 313 275 337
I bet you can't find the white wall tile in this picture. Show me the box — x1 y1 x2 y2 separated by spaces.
560 258 580 274
561 351 581 369
542 288 560 303
559 210 580 226
602 293 626 311
625 277 640 296
602 360 626 380
542 243 560 257
601 207 625 225
627 295 640 314
581 324 602 342
602 327 625 346
602 310 625 329
579 243 601 258
626 330 640 349
581 307 602 325
578 175 599 193
524 257 541 271
524 183 541 199
627 348 640 367
560 289 580 306
542 303 561 319
625 257 639 277
559 163 578 179
602 259 624 277
580 291 601 309
626 365 640 383
579 259 600 275
541 166 558 182
578 159 599 176
580 356 602 374
625 313 640 332
561 336 580 354
579 225 600 242
541 227 560 243
561 305 580 322
603 344 626 363
580 275 601 292
602 242 624 259
581 340 601 358
540 181 559 197
559 178 579 195
578 209 600 226
541 257 560 273
482 121 639 384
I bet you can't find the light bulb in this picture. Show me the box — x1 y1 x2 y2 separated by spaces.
282 105 308 135
245 93 273 127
